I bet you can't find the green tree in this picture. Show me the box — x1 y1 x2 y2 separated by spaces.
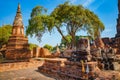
26 6 54 42
29 43 38 50
43 44 53 51
26 2 104 48
60 35 72 48
50 2 104 48
0 25 12 47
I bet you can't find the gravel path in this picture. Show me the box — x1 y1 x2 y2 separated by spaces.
0 68 55 80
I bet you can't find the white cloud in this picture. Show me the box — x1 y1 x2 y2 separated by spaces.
70 0 77 4
83 0 95 7
92 0 105 11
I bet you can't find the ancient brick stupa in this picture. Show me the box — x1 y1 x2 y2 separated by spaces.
114 0 120 53
102 0 120 54
116 0 120 37
5 4 30 60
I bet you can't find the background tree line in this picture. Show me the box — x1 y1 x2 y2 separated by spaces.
0 25 12 48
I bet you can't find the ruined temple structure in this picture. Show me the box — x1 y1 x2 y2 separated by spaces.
5 4 31 60
32 47 51 58
114 0 120 53
100 0 120 54
116 0 120 37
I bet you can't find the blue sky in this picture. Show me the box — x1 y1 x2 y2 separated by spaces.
0 0 118 47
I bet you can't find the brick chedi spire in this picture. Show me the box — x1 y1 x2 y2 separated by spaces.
116 0 120 37
114 0 120 54
12 3 24 36
5 3 30 60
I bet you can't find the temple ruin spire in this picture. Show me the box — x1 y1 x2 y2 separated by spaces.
13 3 23 28
12 3 24 35
6 3 30 60
17 3 21 13
116 0 120 37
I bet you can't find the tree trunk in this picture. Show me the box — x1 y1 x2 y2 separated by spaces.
56 26 68 42
95 36 104 48
71 32 76 49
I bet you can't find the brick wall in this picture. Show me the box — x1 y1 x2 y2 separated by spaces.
0 60 44 72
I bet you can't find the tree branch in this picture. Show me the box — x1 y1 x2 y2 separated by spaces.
56 26 68 42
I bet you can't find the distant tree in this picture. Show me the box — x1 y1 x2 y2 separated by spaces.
52 46 57 52
29 43 38 50
43 44 53 51
0 25 12 47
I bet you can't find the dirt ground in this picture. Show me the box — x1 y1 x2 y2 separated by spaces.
95 70 120 79
0 67 120 80
0 68 55 80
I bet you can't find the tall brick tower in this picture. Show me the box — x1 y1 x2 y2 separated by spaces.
116 0 120 37
12 4 24 37
5 4 30 60
114 0 120 54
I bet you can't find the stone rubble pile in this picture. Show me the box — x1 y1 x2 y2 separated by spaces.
38 60 97 80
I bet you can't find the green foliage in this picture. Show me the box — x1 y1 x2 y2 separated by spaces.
29 43 38 50
52 46 57 52
84 9 105 38
30 6 47 18
27 2 104 48
60 35 92 47
0 25 12 47
61 35 72 46
43 44 53 51
26 6 54 42
50 2 104 47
